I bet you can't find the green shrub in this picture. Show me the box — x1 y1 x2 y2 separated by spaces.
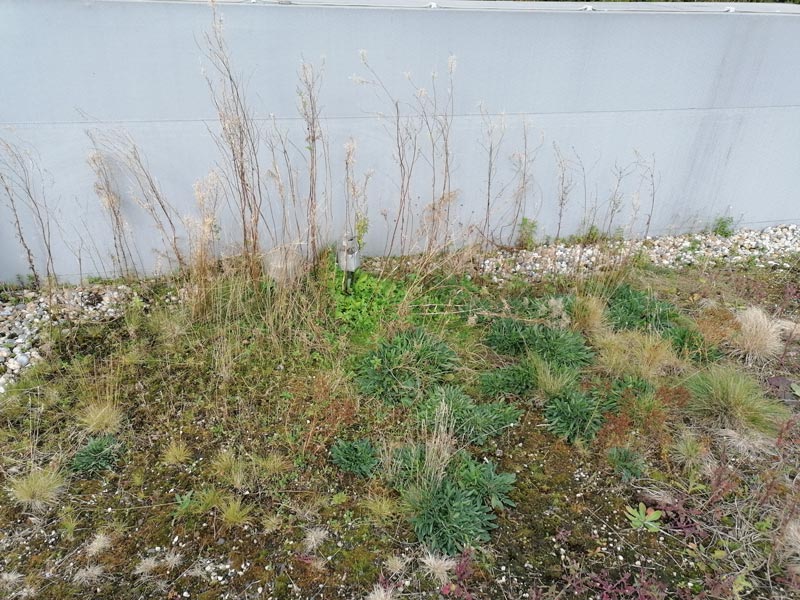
485 319 593 368
356 328 458 406
606 447 646 481
71 435 121 475
607 285 679 332
404 478 495 555
454 455 516 509
544 390 605 443
416 386 522 446
685 365 790 434
330 439 378 477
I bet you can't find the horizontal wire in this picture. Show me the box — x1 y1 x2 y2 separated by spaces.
3 102 800 127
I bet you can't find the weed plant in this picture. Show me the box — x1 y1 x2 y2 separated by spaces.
330 438 379 477
71 435 121 475
606 447 646 481
485 319 593 368
404 478 495 555
356 328 458 405
544 390 606 443
606 284 679 332
416 386 521 446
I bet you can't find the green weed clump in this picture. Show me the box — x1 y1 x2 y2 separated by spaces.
453 454 516 509
606 284 679 332
485 319 593 368
416 386 521 446
330 438 379 477
685 365 790 434
356 328 458 406
71 435 121 475
479 362 536 399
404 478 495 555
665 325 722 363
544 390 606 443
606 447 646 481
331 268 406 335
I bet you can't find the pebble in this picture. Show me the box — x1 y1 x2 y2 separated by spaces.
482 224 800 283
0 284 133 394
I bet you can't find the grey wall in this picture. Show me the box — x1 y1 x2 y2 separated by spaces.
2 0 800 281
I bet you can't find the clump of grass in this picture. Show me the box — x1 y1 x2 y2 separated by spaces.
595 330 681 383
420 551 458 585
72 435 121 475
670 429 709 472
356 328 459 406
211 449 249 489
162 439 191 466
302 526 329 553
531 355 580 399
85 532 112 557
195 486 225 513
78 400 123 434
218 496 254 528
728 306 783 364
361 494 399 524
685 365 790 434
416 385 521 446
331 438 379 477
485 319 594 368
7 466 66 512
566 294 608 335
606 284 679 332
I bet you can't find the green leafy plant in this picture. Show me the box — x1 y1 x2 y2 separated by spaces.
172 491 195 523
624 502 663 532
404 478 496 555
517 217 538 250
485 319 593 368
544 390 605 443
71 435 121 475
330 438 379 477
356 328 458 406
606 447 646 481
331 268 405 335
607 284 679 332
454 455 516 509
710 215 735 238
416 386 522 446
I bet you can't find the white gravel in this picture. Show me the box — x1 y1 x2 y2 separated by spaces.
482 224 800 283
0 285 133 394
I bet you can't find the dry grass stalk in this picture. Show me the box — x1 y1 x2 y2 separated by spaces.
595 330 682 383
86 137 139 278
204 8 268 278
728 306 783 364
0 139 56 287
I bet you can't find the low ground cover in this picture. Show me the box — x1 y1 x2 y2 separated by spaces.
0 249 799 599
